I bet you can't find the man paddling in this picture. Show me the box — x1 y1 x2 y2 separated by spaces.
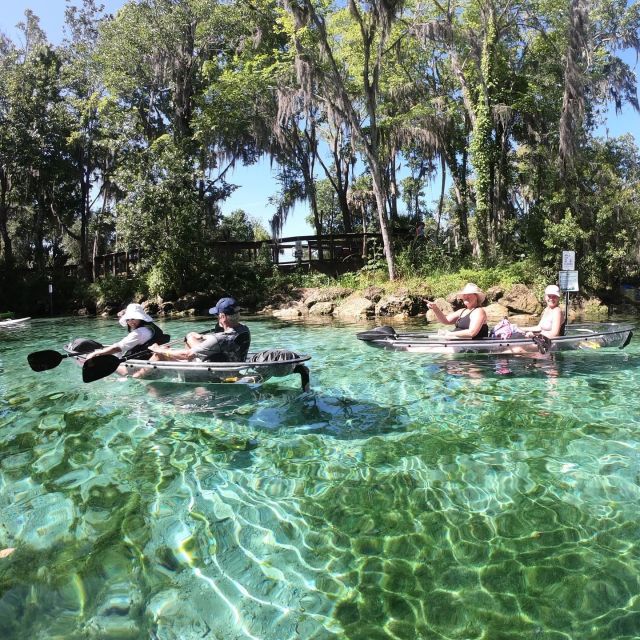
148 297 251 363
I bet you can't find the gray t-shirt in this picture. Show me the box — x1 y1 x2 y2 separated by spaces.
190 324 251 362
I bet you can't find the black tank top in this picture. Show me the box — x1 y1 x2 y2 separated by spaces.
454 310 489 338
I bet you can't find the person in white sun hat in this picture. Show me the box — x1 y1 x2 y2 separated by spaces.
84 303 169 368
426 283 489 339
525 285 565 339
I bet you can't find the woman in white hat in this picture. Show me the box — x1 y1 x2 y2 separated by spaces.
426 283 489 339
84 303 169 369
524 285 565 339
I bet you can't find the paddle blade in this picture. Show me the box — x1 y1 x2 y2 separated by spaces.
356 326 398 342
27 350 66 372
82 355 122 383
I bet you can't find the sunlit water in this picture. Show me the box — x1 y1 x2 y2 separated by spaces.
2 315 640 639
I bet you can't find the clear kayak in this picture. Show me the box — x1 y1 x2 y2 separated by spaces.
64 344 311 389
0 317 30 328
356 322 634 355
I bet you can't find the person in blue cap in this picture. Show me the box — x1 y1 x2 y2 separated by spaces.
149 297 251 362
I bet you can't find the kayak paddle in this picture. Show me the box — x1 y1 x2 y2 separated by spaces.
27 350 74 372
82 327 220 383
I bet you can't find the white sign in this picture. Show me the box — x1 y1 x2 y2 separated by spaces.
48 284 53 294
562 250 575 271
559 270 579 292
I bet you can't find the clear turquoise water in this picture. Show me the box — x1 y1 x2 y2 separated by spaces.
2 315 640 639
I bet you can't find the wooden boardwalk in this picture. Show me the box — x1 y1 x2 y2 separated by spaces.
89 233 383 279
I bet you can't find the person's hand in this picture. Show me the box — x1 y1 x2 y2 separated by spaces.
426 300 438 311
148 343 160 353
525 331 533 338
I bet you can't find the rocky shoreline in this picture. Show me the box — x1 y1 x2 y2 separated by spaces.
263 284 615 326
93 283 638 326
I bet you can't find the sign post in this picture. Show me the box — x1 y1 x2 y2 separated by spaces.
559 251 577 325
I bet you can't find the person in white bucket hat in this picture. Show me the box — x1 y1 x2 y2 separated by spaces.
426 282 489 339
84 303 169 373
524 285 565 339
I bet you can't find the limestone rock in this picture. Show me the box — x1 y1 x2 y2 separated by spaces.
173 292 211 312
508 313 537 328
309 301 334 316
361 286 385 302
501 284 542 314
579 296 608 318
272 305 308 319
484 303 510 323
375 294 417 317
486 286 504 303
303 287 351 307
334 294 375 319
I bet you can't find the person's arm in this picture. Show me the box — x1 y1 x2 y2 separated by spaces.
84 343 121 360
148 344 191 360
85 329 149 360
426 301 460 325
446 308 487 339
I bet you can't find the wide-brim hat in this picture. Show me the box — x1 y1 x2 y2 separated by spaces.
457 283 486 304
118 303 153 327
545 284 561 297
209 297 238 315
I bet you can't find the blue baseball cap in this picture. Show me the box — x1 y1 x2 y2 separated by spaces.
209 297 238 315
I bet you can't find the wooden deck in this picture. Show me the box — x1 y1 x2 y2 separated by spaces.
88 233 382 279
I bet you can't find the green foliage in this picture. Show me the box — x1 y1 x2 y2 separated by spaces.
89 274 145 307
1 0 640 314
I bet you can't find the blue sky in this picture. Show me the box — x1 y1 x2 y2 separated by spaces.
2 1 638 238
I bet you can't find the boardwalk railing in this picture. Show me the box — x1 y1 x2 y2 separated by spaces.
89 233 382 279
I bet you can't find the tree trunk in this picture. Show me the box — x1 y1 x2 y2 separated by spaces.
0 170 13 269
369 164 397 280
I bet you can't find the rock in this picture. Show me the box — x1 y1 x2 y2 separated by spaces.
361 286 385 302
426 298 453 323
375 294 417 317
173 292 211 312
334 294 375 319
264 289 306 311
578 296 608 318
143 300 160 315
501 284 542 314
508 313 537 328
484 303 510 322
75 307 90 316
272 305 308 319
157 302 173 315
309 301 334 316
486 286 504 302
303 287 351 307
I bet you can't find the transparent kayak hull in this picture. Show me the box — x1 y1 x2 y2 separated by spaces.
0 317 30 328
66 349 311 386
357 323 634 355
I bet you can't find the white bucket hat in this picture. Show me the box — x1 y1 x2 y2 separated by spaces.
457 283 486 304
118 303 153 327
544 285 561 297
